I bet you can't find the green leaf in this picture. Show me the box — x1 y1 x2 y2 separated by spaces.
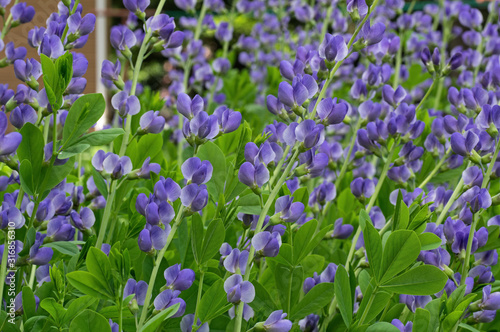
41 156 76 193
366 322 400 332
380 265 448 295
441 311 463 332
290 282 334 320
72 128 125 148
40 298 66 326
139 303 180 332
67 271 113 300
58 144 91 159
86 247 113 293
361 210 383 280
275 264 303 312
357 280 392 324
413 308 431 331
418 233 442 250
198 280 230 322
199 219 225 265
43 241 80 256
190 214 204 266
63 296 98 324
63 93 106 147
334 265 353 327
292 219 317 265
197 142 226 199
252 281 278 317
92 167 108 198
379 230 421 283
19 160 35 196
21 287 37 320
69 309 111 332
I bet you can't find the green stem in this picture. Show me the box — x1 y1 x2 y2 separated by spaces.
415 78 438 113
482 138 500 188
0 234 8 301
392 32 403 89
0 0 19 39
418 147 451 188
320 5 334 41
269 145 291 187
461 213 479 284
334 120 361 189
435 161 471 226
137 206 185 329
358 286 378 325
191 270 205 331
95 180 116 249
233 149 301 332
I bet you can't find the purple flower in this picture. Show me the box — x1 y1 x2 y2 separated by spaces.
13 58 41 86
258 310 292 332
135 157 161 179
450 131 479 158
350 177 375 199
111 91 141 116
29 233 53 265
174 0 197 12
180 314 209 332
164 264 195 291
238 162 269 190
110 25 137 52
39 35 64 59
9 104 37 129
11 3 34 24
224 274 255 303
180 183 208 212
92 150 133 179
153 289 186 317
382 85 406 107
215 22 233 43
151 176 179 202
400 294 431 313
136 193 175 225
278 75 318 109
460 186 492 213
332 218 354 239
316 98 348 125
138 224 170 252
273 195 304 223
472 310 496 323
303 263 337 294
69 207 95 231
214 106 241 134
177 93 204 119
101 59 121 81
284 120 325 149
0 111 22 157
139 111 165 134
347 0 368 18
299 314 320 332
47 216 75 241
463 166 483 188
67 13 96 38
252 231 282 257
123 0 150 14
0 206 25 229
183 111 220 143
360 20 386 46
478 285 500 310
123 278 147 306
223 248 249 274
458 7 483 30
392 319 413 332
182 157 213 185
309 182 336 209
319 33 348 63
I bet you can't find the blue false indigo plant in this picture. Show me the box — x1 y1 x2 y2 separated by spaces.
1 0 500 332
